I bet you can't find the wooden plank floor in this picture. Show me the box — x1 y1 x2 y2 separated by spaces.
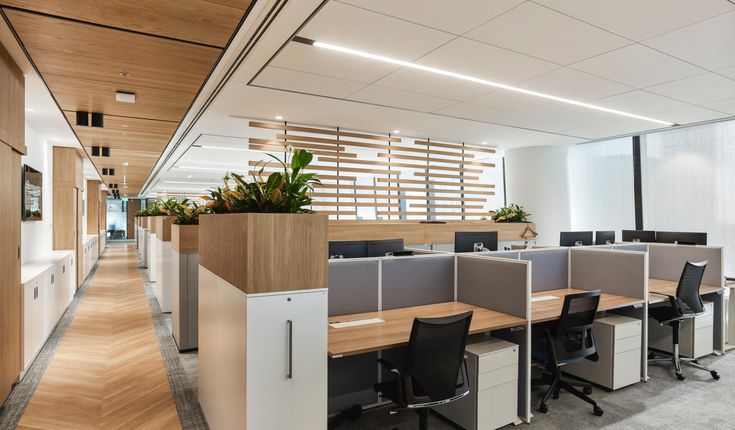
17 244 181 430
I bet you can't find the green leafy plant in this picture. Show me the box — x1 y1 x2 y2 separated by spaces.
158 198 180 215
203 149 321 214
165 199 205 225
489 203 531 223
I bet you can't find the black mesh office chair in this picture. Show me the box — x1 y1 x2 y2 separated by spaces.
374 311 473 430
532 290 603 416
648 261 719 381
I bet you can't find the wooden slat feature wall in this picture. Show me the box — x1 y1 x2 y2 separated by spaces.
249 121 498 219
52 147 83 252
86 180 100 234
0 42 26 154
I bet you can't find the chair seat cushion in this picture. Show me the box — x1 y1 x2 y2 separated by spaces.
649 305 679 324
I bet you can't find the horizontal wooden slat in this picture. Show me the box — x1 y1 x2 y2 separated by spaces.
378 152 495 167
315 210 358 216
411 203 485 209
377 178 495 189
248 161 399 176
377 211 494 217
276 134 472 159
250 121 400 142
310 201 400 207
317 156 484 174
248 144 357 159
249 137 346 152
247 170 357 182
309 193 486 202
413 172 480 180
414 140 496 154
313 184 495 195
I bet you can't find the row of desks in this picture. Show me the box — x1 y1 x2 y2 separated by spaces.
328 278 723 358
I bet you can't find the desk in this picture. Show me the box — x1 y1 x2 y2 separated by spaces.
532 288 645 324
648 278 723 304
328 301 527 358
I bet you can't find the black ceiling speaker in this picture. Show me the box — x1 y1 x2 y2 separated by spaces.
101 147 110 157
92 146 100 157
91 112 104 128
102 168 109 175
76 111 89 126
109 168 115 176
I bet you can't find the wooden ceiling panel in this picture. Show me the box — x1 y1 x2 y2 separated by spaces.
32 49 205 93
46 74 193 121
0 0 250 47
205 0 253 9
65 112 178 135
4 9 220 74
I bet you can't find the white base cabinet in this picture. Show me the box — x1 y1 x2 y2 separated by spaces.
148 234 157 282
649 301 714 358
565 315 642 390
21 251 76 375
198 267 327 430
82 235 99 282
435 337 519 430
155 240 172 312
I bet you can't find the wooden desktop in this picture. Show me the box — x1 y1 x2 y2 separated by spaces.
532 288 645 323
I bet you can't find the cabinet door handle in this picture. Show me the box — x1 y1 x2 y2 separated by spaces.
287 319 293 380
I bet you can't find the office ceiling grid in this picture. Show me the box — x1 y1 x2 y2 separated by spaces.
0 0 253 195
252 0 735 141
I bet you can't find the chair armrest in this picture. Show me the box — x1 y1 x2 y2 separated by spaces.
377 358 400 375
650 292 683 316
377 358 405 405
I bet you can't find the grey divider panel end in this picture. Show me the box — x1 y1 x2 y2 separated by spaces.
570 248 646 299
648 244 723 287
456 256 528 318
472 250 520 260
614 244 648 252
328 259 379 316
382 255 454 310
519 249 568 293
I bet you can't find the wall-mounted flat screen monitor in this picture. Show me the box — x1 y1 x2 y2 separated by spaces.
22 164 42 221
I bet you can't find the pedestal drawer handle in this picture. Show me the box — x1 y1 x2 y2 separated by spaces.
287 319 293 379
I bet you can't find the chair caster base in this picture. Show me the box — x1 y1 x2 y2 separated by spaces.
583 386 592 395
676 373 685 381
538 403 548 414
711 370 720 380
593 405 604 416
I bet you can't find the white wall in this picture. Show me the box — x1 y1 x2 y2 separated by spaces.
20 124 54 263
504 145 571 246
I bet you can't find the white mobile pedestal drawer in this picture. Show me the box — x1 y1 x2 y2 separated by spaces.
649 301 714 358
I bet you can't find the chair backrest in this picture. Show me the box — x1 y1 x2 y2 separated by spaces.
554 291 600 363
676 261 708 313
405 311 473 401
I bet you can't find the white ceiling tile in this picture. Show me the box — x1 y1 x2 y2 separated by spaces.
703 98 735 115
562 125 622 140
719 65 735 80
544 105 635 126
415 37 559 84
652 106 730 125
571 44 704 88
299 1 454 60
645 11 735 71
465 2 629 65
374 68 493 101
645 73 735 104
601 117 668 134
337 0 525 35
252 66 366 99
270 42 398 83
433 102 529 125
594 90 688 114
471 89 570 116
520 67 632 101
536 0 733 41
348 85 457 112
512 114 583 133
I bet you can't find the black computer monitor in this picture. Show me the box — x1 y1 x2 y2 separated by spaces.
366 239 404 257
595 231 616 245
454 231 498 253
560 231 593 247
328 240 368 259
621 230 656 243
655 231 707 246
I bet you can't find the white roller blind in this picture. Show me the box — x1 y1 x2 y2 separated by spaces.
642 121 735 274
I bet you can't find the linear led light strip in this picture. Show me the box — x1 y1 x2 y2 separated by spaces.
294 37 675 127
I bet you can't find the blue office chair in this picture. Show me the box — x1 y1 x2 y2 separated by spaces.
374 311 473 430
648 261 719 381
532 290 603 416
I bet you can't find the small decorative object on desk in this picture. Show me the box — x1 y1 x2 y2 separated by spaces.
489 203 531 223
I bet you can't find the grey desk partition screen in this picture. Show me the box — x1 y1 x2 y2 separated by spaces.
475 250 520 260
648 244 723 287
381 255 455 310
327 259 381 413
570 248 647 299
614 243 649 253
519 249 568 293
456 255 529 320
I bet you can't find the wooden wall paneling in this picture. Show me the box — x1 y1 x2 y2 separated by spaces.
86 180 101 234
52 186 77 250
0 143 22 403
247 161 399 176
127 199 140 239
310 202 400 208
248 171 356 182
250 121 400 142
52 147 80 188
0 42 26 154
76 190 83 287
249 138 347 153
309 193 485 202
414 140 496 154
377 178 494 189
378 152 494 167
100 191 108 235
0 0 251 47
313 184 495 196
275 134 471 158
412 203 485 209
249 144 357 158
413 172 480 180
316 156 484 174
